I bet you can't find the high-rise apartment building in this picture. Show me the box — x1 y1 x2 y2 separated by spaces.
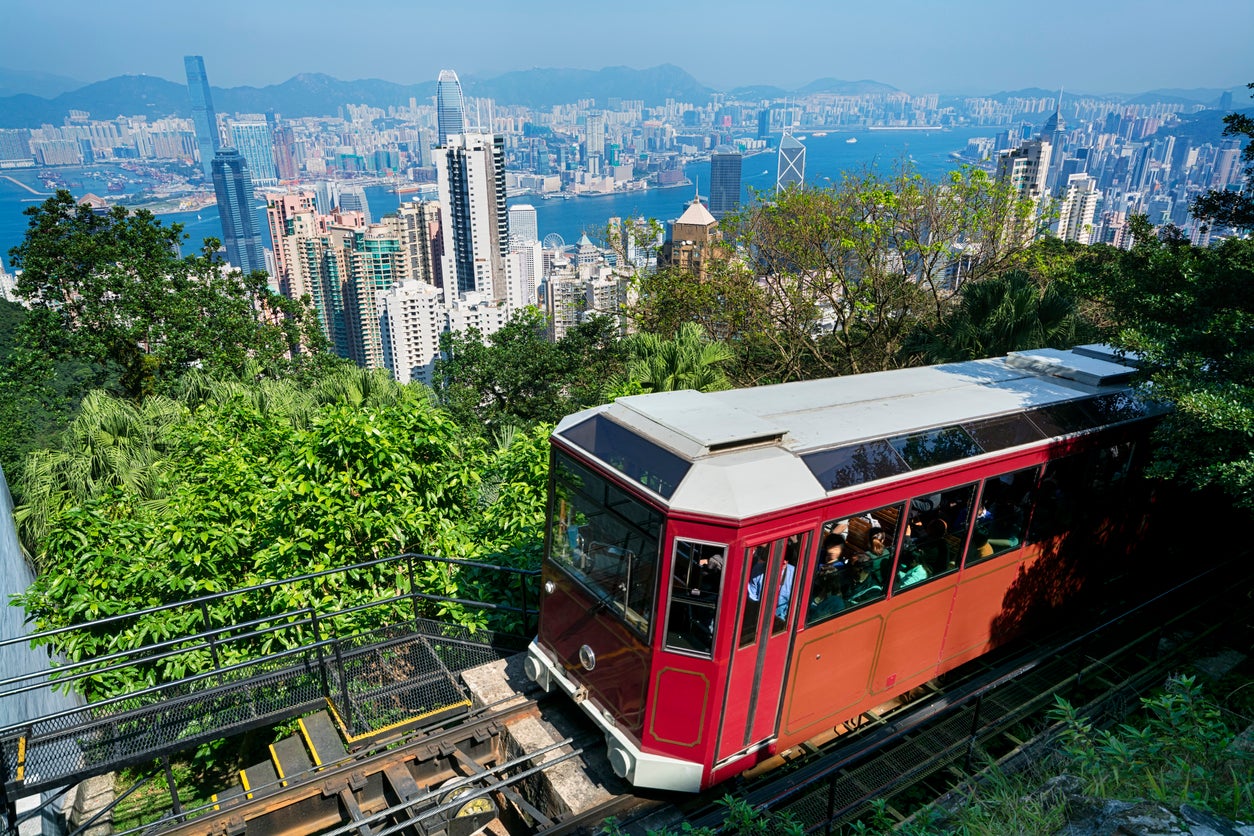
709 146 743 220
229 121 279 186
586 111 606 157
508 204 539 244
435 132 511 301
379 279 444 385
183 56 220 179
1056 173 1101 244
436 69 467 147
266 191 317 296
998 131 1053 241
394 200 444 289
211 149 266 276
777 133 806 193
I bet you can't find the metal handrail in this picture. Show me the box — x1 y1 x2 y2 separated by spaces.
1 551 538 651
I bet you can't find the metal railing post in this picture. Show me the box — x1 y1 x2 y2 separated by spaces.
199 600 221 670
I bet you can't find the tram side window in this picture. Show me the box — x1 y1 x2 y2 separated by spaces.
665 541 726 657
739 544 770 648
967 466 1039 566
806 503 903 627
1028 455 1088 543
894 483 978 593
548 453 662 637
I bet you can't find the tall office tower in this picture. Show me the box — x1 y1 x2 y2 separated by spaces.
777 133 806 193
184 56 220 179
435 132 510 300
709 145 743 220
436 69 467 147
337 185 372 223
379 279 445 384
585 111 606 157
313 180 338 215
757 108 771 140
508 203 539 244
266 191 317 295
1056 173 1100 244
211 149 266 276
229 121 279 186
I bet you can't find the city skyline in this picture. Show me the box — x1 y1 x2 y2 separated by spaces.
6 0 1252 96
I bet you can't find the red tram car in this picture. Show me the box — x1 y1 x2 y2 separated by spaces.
523 347 1163 791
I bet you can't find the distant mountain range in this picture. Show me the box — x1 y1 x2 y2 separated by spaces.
0 66 1245 130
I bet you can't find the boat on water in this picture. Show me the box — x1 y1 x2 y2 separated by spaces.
812 131 828 137
846 137 858 144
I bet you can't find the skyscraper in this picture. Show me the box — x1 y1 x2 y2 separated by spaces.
229 121 279 186
709 145 743 220
436 132 510 300
183 56 220 179
337 185 372 223
1056 173 1100 244
777 133 806 193
211 149 266 276
436 69 467 147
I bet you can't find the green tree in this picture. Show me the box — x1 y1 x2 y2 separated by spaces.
434 308 626 430
903 270 1085 364
8 191 326 400
609 322 735 396
627 163 1037 384
1072 219 1254 507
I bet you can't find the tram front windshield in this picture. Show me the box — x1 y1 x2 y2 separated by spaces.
548 451 662 636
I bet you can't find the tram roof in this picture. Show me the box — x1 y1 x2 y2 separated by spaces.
554 347 1158 518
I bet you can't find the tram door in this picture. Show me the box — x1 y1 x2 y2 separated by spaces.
716 530 809 763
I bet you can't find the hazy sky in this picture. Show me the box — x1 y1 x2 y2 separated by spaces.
8 0 1252 95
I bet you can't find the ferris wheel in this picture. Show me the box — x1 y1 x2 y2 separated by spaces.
542 233 566 251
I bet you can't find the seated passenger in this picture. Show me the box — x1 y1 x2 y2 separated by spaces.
846 555 884 605
808 568 845 620
907 517 951 574
896 548 930 589
816 533 848 575
984 502 1023 551
967 529 994 561
863 529 893 583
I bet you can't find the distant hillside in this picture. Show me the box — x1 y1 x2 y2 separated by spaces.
0 64 715 127
0 67 85 98
213 74 435 116
726 85 792 101
468 64 713 107
796 78 898 95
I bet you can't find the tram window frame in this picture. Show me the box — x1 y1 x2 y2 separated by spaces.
965 466 1040 567
547 451 663 639
805 503 904 628
1027 454 1088 544
664 540 727 658
893 482 979 594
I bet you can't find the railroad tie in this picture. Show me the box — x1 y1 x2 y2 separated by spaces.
241 760 279 801
270 735 314 787
300 710 349 768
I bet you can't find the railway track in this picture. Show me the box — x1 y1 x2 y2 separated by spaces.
582 565 1252 835
58 566 1250 836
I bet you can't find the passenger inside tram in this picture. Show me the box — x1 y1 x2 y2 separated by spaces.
896 547 930 589
846 555 884 604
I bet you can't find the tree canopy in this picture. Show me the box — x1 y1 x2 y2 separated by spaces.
8 191 326 401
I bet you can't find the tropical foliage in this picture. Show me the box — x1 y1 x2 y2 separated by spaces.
8 190 326 401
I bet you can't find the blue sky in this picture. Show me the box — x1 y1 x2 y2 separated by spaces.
8 0 1253 95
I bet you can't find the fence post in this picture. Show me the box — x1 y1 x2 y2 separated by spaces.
162 755 183 816
520 571 530 636
407 553 421 633
199 601 221 670
963 693 984 772
309 606 330 700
